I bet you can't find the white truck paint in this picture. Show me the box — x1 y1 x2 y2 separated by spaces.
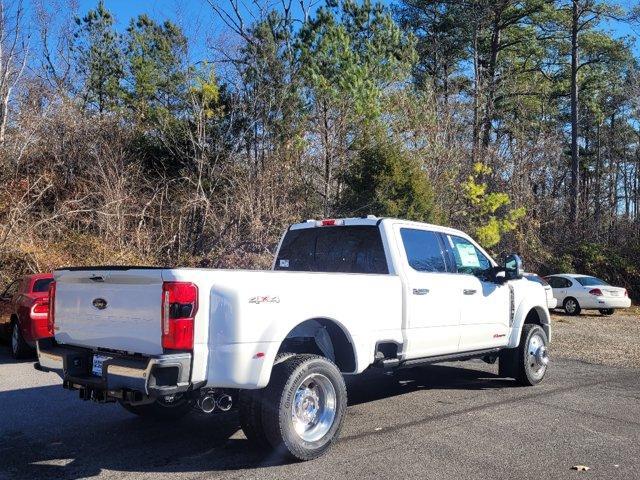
37 217 551 460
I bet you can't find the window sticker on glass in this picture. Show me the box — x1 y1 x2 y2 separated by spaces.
279 259 290 268
455 243 480 268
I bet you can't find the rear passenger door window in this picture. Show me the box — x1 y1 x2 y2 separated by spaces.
547 277 564 289
400 228 448 273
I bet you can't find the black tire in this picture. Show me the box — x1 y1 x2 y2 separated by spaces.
238 389 269 448
563 297 581 316
499 324 549 386
260 354 347 461
599 308 615 315
119 396 193 420
516 324 549 386
10 320 33 359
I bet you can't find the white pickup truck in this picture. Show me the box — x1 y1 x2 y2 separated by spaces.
37 217 551 460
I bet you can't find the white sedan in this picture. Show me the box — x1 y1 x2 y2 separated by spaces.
544 274 631 315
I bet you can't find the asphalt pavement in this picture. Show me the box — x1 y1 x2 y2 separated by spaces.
1 345 639 480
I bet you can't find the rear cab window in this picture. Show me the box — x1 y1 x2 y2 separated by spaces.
275 226 388 274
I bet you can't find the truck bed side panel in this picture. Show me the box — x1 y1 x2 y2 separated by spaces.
162 269 404 389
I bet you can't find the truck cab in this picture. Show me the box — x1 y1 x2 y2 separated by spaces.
274 217 548 360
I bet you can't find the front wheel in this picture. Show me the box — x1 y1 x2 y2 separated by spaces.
119 396 194 420
260 354 347 461
599 308 614 315
500 324 549 386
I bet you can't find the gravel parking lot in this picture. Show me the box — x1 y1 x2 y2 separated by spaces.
1 310 639 480
551 308 640 368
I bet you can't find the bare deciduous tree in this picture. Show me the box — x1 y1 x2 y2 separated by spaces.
0 0 28 146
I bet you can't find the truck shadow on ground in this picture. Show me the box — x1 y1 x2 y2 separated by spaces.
0 342 35 365
347 362 514 406
0 350 511 479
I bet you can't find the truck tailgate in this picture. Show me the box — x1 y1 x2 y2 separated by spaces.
54 268 164 355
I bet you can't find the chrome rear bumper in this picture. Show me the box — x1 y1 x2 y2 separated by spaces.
36 339 191 398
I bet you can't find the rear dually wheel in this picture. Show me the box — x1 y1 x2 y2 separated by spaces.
260 354 347 461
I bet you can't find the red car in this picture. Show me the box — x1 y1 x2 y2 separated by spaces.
0 273 53 358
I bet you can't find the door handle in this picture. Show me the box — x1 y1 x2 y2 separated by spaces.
463 289 477 295
413 288 429 295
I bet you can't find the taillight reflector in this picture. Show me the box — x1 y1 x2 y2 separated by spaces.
161 282 198 350
589 288 603 296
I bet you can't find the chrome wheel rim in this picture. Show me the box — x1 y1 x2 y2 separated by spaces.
527 333 548 380
11 324 19 354
565 299 576 313
291 373 336 442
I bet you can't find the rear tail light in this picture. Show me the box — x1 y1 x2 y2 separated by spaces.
30 298 52 340
589 288 603 296
624 289 628 297
162 282 198 350
31 300 49 318
45 281 56 338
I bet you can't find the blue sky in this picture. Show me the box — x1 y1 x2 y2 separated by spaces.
72 0 639 62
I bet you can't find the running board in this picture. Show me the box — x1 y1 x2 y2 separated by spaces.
399 348 502 368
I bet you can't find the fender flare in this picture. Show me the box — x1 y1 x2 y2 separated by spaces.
508 300 551 348
254 316 360 388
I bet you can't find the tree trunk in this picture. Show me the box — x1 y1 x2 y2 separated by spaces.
322 101 331 217
594 122 601 233
569 0 580 225
471 26 481 163
0 93 9 145
480 11 502 150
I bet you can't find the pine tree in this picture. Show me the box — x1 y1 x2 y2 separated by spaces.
73 0 124 114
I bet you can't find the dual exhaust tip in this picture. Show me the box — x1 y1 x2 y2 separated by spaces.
198 393 233 413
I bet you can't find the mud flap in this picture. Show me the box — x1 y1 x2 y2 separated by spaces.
498 348 517 378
